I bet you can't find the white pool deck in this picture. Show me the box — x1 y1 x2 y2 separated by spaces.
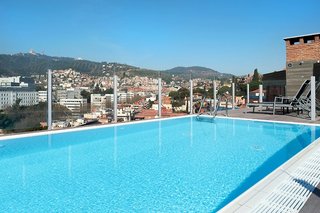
1 108 320 212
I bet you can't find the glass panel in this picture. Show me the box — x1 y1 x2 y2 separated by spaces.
88 64 114 124
51 69 89 130
127 70 159 122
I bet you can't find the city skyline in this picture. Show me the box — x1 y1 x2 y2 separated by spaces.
0 0 319 75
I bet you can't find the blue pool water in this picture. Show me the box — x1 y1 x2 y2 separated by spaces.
0 117 319 212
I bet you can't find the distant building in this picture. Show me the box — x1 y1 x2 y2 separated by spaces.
117 107 134 122
55 88 81 101
59 99 87 112
55 89 67 100
0 90 39 109
0 76 21 87
91 94 114 111
66 88 81 99
0 76 35 89
118 92 134 103
249 89 266 103
105 94 114 108
38 90 47 102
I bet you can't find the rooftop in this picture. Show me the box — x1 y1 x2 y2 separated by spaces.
283 32 320 40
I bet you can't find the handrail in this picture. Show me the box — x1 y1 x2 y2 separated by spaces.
197 97 220 120
196 96 206 119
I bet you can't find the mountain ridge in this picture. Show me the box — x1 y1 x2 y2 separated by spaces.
0 53 233 79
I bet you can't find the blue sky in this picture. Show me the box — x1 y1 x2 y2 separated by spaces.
0 0 319 75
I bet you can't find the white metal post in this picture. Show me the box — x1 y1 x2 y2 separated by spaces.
47 69 52 130
190 79 193 114
113 74 117 122
311 76 316 121
158 77 162 118
259 84 263 103
247 84 250 105
232 83 235 110
213 80 217 110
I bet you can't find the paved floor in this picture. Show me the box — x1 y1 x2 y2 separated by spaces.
300 184 320 213
219 107 320 124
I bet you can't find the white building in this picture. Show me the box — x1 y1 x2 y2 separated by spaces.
0 76 31 88
0 90 39 110
55 88 81 101
38 90 47 102
91 94 114 111
117 107 134 122
55 89 67 100
59 98 87 112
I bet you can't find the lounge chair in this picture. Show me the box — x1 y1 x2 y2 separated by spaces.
296 81 320 116
247 101 274 113
272 80 311 115
246 80 310 114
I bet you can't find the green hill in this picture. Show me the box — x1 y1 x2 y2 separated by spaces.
0 53 233 80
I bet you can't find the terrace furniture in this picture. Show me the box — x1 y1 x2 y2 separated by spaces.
272 79 311 115
247 80 311 114
295 81 320 116
246 102 274 113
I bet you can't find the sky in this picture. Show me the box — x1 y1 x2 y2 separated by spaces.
0 0 319 75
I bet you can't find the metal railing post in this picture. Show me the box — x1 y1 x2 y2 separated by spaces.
213 80 217 110
190 79 193 114
247 84 250 105
232 83 235 110
47 69 52 130
158 76 162 118
311 76 316 121
259 84 263 103
113 74 117 122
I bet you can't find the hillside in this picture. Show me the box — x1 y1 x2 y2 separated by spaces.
0 53 233 80
0 53 136 76
164 66 233 79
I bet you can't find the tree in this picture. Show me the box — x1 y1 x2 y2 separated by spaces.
250 68 262 91
194 88 206 96
93 84 100 94
218 86 231 96
252 68 260 82
103 88 113 94
0 103 71 133
81 90 91 103
232 75 237 83
146 100 154 109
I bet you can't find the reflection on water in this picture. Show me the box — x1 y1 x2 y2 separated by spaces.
113 126 118 168
68 145 72 178
158 120 162 156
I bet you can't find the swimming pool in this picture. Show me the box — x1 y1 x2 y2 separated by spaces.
0 116 319 212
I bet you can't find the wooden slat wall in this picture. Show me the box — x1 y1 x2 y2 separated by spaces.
286 61 315 96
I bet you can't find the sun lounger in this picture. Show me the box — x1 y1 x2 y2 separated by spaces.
247 80 311 114
272 79 311 115
247 102 274 112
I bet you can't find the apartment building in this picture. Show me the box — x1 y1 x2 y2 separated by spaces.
0 90 39 110
38 90 47 102
59 99 87 112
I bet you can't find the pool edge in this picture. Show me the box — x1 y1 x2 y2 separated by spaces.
218 130 320 212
